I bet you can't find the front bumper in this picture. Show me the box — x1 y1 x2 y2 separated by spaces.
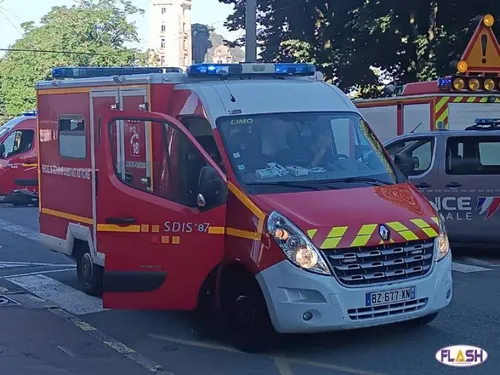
256 252 452 334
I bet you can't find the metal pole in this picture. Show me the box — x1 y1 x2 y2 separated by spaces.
245 0 257 62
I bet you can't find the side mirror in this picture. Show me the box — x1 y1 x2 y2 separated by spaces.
0 143 5 158
394 153 414 177
197 166 226 209
412 156 420 169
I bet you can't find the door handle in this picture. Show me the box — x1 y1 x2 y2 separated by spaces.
105 217 137 225
415 182 430 189
446 182 462 188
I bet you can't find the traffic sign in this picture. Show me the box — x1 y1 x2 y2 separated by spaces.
460 14 500 73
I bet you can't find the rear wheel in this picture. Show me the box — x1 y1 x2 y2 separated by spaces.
221 272 276 353
76 249 103 297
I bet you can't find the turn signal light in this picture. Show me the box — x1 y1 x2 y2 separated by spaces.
484 79 495 91
484 14 495 27
452 78 465 90
457 60 468 73
468 78 480 91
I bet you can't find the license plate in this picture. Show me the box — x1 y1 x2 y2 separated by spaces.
366 286 415 307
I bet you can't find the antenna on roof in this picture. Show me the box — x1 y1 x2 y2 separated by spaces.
410 122 422 133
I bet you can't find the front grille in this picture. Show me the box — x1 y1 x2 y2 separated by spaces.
324 239 435 286
348 298 428 320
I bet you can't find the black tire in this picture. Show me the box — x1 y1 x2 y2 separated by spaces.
407 312 439 326
221 275 276 353
76 251 103 297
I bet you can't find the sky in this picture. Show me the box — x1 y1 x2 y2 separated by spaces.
0 0 239 54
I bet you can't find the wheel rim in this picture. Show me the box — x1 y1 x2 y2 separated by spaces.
81 254 93 284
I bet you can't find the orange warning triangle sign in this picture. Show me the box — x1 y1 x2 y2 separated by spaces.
461 18 500 73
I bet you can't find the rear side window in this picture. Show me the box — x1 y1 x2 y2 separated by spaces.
446 136 500 175
59 116 86 159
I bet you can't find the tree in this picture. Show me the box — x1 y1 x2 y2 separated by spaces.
0 0 147 116
219 0 500 97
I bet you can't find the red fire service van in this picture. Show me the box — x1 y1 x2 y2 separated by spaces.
36 63 452 350
0 111 39 205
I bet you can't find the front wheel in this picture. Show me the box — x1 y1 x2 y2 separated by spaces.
76 252 103 297
221 277 276 353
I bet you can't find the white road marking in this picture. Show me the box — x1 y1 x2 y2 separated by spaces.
0 218 40 241
2 268 76 278
6 274 103 315
462 256 500 267
0 261 74 267
452 262 492 273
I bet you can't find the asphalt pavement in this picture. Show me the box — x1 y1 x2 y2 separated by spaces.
1 203 499 375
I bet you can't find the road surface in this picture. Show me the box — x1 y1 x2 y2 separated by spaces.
0 204 498 375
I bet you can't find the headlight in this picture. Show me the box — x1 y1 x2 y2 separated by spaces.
267 211 331 275
429 201 450 261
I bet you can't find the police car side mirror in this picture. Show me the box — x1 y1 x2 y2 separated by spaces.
0 143 5 158
197 166 226 210
394 153 413 177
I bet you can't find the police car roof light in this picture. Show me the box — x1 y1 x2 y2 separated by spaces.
51 66 183 79
186 63 316 78
474 118 500 125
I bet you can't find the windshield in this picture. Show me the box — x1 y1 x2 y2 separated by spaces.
0 116 25 139
218 112 398 190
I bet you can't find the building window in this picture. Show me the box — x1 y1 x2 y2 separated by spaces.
161 7 166 14
160 38 165 49
58 117 86 159
160 56 165 65
161 24 166 32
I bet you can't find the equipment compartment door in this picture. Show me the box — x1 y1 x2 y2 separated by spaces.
98 110 227 311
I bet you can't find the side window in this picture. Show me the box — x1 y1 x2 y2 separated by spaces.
59 117 86 158
386 138 434 176
109 118 213 208
446 136 500 175
1 130 34 158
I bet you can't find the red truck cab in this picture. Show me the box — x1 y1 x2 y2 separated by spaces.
36 64 452 352
0 111 38 206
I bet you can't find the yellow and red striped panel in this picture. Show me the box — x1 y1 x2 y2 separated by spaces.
435 96 500 129
307 217 439 250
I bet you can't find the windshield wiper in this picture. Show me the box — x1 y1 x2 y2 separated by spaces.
245 181 327 191
317 176 391 186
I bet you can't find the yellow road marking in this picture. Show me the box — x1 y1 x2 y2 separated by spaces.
273 357 294 375
149 334 391 375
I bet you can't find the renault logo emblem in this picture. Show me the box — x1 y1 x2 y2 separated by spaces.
378 224 390 241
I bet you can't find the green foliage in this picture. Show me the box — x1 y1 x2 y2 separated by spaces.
0 0 147 116
219 0 500 97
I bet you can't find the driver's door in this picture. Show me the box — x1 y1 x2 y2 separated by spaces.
98 110 227 311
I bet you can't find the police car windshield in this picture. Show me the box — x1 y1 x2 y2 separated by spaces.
218 112 398 188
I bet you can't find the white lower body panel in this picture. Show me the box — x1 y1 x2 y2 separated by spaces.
257 252 452 334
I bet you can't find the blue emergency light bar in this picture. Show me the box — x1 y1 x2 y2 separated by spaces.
22 111 37 116
475 118 500 125
437 77 452 89
51 66 183 79
186 63 316 78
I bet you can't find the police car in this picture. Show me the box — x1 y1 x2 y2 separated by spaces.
385 118 500 248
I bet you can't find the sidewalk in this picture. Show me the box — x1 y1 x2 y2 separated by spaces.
0 292 156 375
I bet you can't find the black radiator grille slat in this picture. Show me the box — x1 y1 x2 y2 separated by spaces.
323 239 435 286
